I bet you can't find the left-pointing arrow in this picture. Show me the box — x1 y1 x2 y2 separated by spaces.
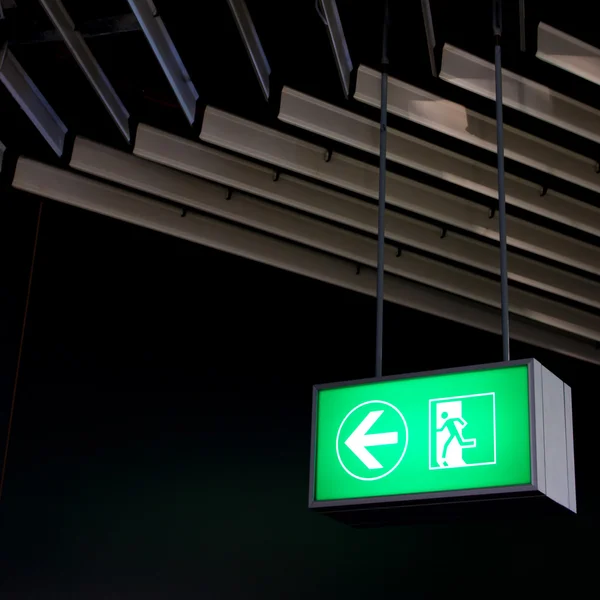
344 410 398 469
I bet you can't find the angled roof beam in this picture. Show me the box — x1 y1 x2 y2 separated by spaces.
126 0 199 125
316 0 353 97
226 0 271 100
440 43 600 145
537 23 600 87
131 124 600 311
69 135 600 343
205 104 600 277
0 42 68 156
354 65 600 195
278 87 600 243
39 0 131 142
419 0 437 76
13 156 600 366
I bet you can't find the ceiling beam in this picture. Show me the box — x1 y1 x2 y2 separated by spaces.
204 103 600 277
277 87 600 249
132 123 600 311
126 0 199 125
12 155 600 366
317 0 353 97
537 23 600 87
69 135 600 343
0 41 67 156
440 43 600 145
39 0 131 142
354 65 600 195
226 0 271 100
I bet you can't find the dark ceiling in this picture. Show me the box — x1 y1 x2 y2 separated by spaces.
2 0 600 319
3 0 600 160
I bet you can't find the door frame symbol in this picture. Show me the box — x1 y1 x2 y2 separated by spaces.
428 392 497 470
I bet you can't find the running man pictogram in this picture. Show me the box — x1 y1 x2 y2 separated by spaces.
429 393 497 470
437 410 476 467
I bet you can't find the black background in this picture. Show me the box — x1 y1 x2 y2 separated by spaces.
2 0 600 596
0 191 597 598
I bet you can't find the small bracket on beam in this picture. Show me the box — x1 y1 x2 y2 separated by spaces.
440 228 447 239
355 264 361 275
396 247 402 257
489 207 496 219
272 169 280 182
324 148 332 162
225 187 233 200
539 185 548 197
595 162 600 174
181 207 187 217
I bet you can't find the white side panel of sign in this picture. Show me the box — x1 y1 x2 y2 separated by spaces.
563 384 577 512
541 366 571 510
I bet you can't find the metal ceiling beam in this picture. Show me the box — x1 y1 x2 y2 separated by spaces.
316 0 353 98
204 104 600 277
67 135 600 343
0 41 67 156
440 43 600 145
131 124 600 311
226 0 271 100
39 0 131 142
537 23 600 87
278 87 600 244
12 156 600 366
354 65 600 195
419 0 437 76
126 0 199 125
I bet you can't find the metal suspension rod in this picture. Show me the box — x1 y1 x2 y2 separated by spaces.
493 0 510 361
519 0 526 52
376 0 389 378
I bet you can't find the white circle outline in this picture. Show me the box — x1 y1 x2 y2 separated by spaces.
335 400 409 481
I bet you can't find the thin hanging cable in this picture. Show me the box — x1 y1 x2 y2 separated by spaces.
0 200 43 503
493 0 510 361
376 0 389 378
519 0 526 52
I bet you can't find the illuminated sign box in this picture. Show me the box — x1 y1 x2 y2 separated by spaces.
309 360 576 525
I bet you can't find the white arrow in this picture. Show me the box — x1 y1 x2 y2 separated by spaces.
344 410 399 469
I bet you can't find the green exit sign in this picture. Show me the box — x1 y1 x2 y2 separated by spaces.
309 360 576 516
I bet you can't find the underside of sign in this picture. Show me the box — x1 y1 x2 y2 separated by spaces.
309 360 576 526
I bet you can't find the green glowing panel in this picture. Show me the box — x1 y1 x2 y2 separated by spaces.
312 363 532 503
